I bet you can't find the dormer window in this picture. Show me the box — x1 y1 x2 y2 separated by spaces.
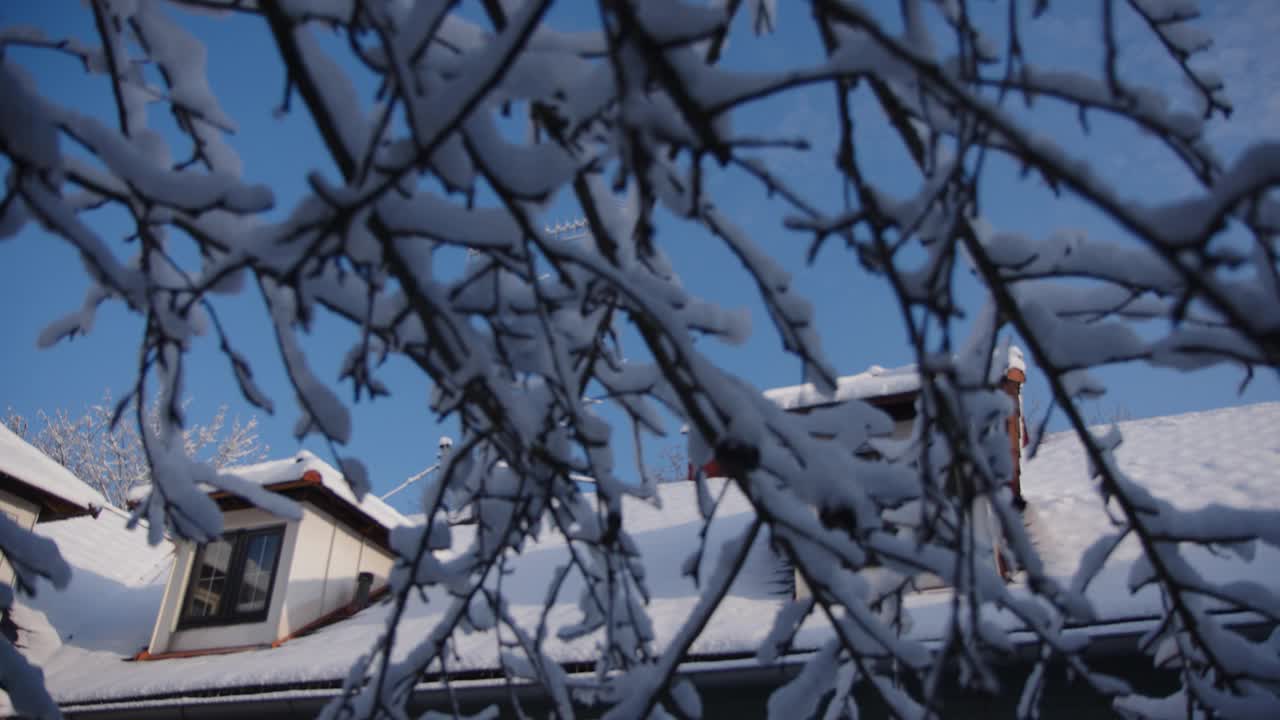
135 452 407 659
179 525 285 628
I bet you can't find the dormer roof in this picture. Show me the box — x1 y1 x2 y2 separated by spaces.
0 422 106 520
214 451 409 550
127 451 409 549
763 363 920 411
220 451 407 529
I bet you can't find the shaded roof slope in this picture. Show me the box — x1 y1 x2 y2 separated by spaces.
0 507 174 715
34 506 174 654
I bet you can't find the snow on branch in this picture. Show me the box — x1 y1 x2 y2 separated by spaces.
2 0 1278 717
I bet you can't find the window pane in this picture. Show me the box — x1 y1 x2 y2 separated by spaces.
234 532 281 614
187 538 232 618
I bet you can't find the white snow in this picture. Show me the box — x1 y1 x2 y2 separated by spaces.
763 363 921 410
10 402 1280 710
0 422 106 514
1018 402 1280 617
1006 346 1026 374
127 449 408 534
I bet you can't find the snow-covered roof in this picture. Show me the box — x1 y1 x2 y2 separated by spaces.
763 347 1028 411
0 422 106 515
221 450 409 532
1019 401 1280 616
12 402 1279 711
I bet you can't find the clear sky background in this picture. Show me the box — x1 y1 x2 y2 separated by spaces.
2 1 1278 513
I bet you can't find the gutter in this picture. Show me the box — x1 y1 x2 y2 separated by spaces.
62 668 812 720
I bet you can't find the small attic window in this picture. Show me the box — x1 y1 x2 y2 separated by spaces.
179 526 285 628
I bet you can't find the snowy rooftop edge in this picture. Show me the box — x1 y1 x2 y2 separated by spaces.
0 421 106 512
763 363 922 410
223 450 409 530
218 448 409 527
763 346 1026 411
127 451 409 531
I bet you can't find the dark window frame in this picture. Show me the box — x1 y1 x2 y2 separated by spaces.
177 525 286 629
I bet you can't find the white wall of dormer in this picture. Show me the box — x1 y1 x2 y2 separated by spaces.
278 502 394 638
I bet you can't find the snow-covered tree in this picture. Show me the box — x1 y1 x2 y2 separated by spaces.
3 392 268 509
2 1 1278 718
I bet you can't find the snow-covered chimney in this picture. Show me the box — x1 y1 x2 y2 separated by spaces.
1000 347 1028 507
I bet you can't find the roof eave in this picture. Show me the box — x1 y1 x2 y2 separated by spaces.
58 611 1273 717
0 472 99 522
209 472 394 551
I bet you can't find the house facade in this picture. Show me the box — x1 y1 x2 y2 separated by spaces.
694 350 1029 504
138 452 405 659
690 351 1030 593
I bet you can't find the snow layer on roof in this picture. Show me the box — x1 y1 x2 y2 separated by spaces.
18 402 1280 708
0 422 106 512
763 363 921 410
764 347 1027 411
37 506 174 598
1017 401 1280 620
222 450 409 531
894 402 1280 636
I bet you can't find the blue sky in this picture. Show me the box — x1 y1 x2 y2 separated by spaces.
2 1 1277 513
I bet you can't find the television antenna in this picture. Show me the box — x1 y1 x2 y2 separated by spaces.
381 436 455 501
544 217 590 241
